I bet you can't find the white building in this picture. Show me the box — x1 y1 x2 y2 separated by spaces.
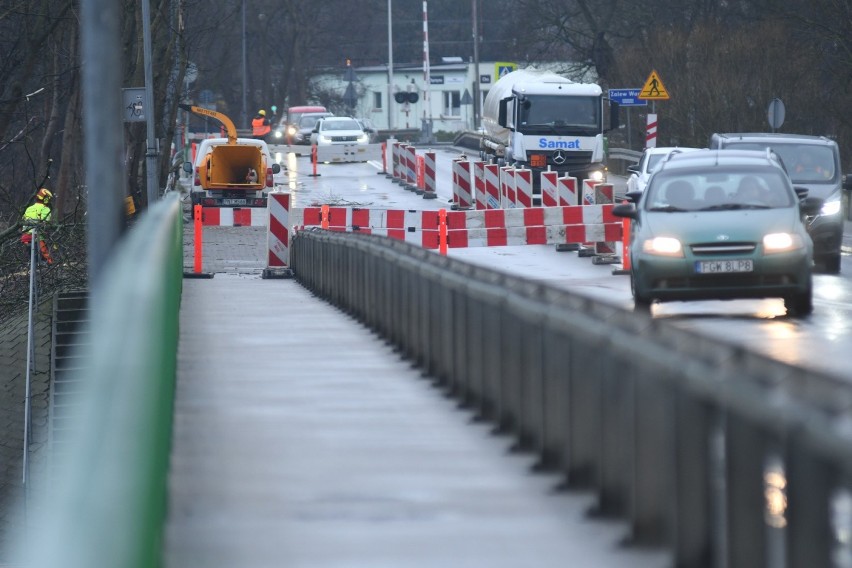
312 59 520 136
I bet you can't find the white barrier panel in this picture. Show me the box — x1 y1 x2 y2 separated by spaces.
484 164 501 209
423 151 437 199
558 175 578 207
540 171 559 208
514 168 533 208
267 192 291 267
473 161 487 210
500 166 516 208
316 143 383 164
453 159 473 210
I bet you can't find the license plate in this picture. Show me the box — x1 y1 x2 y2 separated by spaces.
695 259 753 273
222 199 247 206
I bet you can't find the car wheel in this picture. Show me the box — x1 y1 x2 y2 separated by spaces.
631 273 652 312
784 287 813 317
818 253 841 274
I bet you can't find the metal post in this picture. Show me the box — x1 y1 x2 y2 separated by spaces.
142 0 159 205
241 0 248 129
422 1 431 141
23 228 37 498
81 0 126 287
387 0 394 130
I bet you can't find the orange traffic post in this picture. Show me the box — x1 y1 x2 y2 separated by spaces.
308 144 321 177
183 205 213 278
438 208 448 255
321 204 330 229
417 155 425 190
194 204 203 273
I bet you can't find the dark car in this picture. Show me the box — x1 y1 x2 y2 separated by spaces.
710 132 849 273
613 149 823 316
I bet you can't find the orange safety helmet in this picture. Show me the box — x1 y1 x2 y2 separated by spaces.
36 188 53 204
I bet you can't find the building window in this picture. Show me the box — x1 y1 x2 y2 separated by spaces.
443 91 460 116
373 91 382 111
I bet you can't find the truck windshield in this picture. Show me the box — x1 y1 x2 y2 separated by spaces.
518 95 600 136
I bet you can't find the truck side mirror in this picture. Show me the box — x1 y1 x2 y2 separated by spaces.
498 98 509 128
272 163 281 174
183 161 193 174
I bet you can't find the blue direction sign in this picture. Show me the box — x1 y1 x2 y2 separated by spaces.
608 88 647 107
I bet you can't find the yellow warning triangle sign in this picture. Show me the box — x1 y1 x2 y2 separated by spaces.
638 70 669 100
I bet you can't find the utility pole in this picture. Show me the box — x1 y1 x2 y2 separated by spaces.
387 0 394 130
142 0 159 205
472 0 481 129
241 0 248 128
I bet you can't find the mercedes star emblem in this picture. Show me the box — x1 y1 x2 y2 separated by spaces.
552 150 566 165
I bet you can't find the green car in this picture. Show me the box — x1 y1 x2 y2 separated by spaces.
613 149 823 316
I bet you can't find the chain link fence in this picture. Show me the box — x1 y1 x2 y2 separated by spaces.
0 223 88 323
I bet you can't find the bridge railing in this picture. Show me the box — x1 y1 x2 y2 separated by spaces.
19 194 183 568
292 227 852 567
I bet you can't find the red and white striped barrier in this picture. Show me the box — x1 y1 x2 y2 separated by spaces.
406 144 418 189
592 183 618 259
484 164 501 209
514 167 533 208
452 158 473 210
422 151 437 199
500 166 516 208
473 160 487 210
267 192 291 267
201 207 267 227
540 171 559 208
582 179 600 206
392 142 402 182
557 175 578 207
288 203 620 250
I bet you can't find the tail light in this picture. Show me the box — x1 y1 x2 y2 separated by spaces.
194 172 200 186
266 167 274 187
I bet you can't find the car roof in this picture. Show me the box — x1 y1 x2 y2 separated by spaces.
713 132 837 147
658 148 785 171
643 146 700 156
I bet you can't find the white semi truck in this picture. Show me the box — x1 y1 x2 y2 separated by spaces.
480 69 619 189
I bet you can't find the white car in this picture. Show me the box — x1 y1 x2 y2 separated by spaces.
310 117 370 146
626 146 700 193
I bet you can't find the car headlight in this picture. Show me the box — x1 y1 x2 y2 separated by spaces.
273 130 282 139
357 133 369 143
319 135 332 143
287 126 297 136
641 236 683 257
763 232 804 254
588 170 605 182
821 198 841 216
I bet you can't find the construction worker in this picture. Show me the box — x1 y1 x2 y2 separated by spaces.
251 109 271 140
20 188 54 264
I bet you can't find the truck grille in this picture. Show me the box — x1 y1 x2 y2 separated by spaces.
545 150 593 170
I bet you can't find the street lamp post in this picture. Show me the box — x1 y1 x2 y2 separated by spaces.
387 0 394 130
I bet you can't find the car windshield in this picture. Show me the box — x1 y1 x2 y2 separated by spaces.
644 168 794 212
299 115 323 129
322 119 361 131
518 95 600 135
724 142 836 184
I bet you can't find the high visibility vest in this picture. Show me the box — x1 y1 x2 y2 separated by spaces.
22 202 51 233
252 117 271 137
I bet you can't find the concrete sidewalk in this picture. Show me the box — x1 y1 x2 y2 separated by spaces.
164 274 669 568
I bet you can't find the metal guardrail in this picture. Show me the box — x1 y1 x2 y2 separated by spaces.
19 194 183 568
292 228 852 567
609 147 642 163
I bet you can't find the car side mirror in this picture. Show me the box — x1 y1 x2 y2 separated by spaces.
794 186 809 199
183 161 193 174
627 164 639 174
624 190 643 204
612 203 637 219
843 173 852 191
800 196 823 216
